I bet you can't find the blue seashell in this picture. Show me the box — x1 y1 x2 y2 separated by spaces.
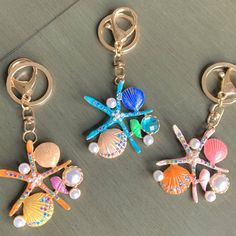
121 87 145 111
141 115 160 134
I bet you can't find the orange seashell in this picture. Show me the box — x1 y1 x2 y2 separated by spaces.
160 165 192 195
34 142 60 168
98 128 127 158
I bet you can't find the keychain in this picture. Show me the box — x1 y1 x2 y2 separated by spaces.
84 7 160 158
0 58 83 228
153 62 236 203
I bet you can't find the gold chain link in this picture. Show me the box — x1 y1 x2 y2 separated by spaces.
114 42 126 85
207 92 226 129
21 94 37 143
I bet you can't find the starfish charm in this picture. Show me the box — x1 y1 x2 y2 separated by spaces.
0 141 71 217
84 80 153 153
156 125 229 203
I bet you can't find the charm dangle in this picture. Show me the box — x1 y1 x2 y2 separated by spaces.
85 7 160 158
154 62 236 203
1 58 83 228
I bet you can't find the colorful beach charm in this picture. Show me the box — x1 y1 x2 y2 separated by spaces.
85 7 160 158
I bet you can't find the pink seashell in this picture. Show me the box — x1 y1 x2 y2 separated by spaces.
204 138 228 165
199 169 210 191
50 176 69 194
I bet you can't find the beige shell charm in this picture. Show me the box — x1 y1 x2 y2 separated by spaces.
34 142 60 168
98 128 127 158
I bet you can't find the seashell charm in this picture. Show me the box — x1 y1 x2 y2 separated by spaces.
34 142 60 168
50 176 69 194
204 139 228 165
122 87 145 111
23 193 54 227
160 165 192 195
199 169 210 191
98 128 127 158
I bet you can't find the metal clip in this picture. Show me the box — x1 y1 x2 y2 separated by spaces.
98 7 139 53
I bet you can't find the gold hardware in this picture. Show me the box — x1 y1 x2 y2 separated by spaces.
98 7 139 53
6 58 53 143
6 58 53 107
202 62 236 105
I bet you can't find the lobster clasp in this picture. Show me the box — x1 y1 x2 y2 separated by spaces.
98 7 139 53
202 62 236 105
6 58 53 107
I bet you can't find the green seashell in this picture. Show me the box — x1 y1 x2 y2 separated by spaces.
130 119 142 138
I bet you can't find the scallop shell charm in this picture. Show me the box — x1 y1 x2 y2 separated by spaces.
98 128 127 158
204 138 228 165
23 193 54 227
122 87 145 111
160 165 192 195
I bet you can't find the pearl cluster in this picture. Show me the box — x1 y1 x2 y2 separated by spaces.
63 166 83 200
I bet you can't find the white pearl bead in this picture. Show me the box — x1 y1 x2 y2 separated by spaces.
88 142 99 154
143 135 154 146
13 216 26 228
69 188 81 200
153 170 164 182
189 138 201 150
64 167 82 187
18 163 31 175
106 97 117 108
205 191 216 202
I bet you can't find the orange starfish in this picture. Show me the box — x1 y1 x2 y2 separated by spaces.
0 140 71 216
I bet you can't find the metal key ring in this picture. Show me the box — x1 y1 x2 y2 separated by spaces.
6 59 53 106
98 7 139 53
201 62 236 105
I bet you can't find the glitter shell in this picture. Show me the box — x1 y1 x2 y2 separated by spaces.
121 87 145 111
98 128 127 158
23 193 54 227
204 138 228 165
160 165 192 195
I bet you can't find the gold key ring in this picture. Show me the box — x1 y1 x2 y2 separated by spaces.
6 58 53 106
98 7 139 53
201 62 236 105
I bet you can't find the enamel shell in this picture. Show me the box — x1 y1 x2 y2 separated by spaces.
98 128 127 158
34 142 60 168
23 193 54 227
121 87 145 111
204 139 228 165
50 176 69 194
160 165 192 195
199 169 210 191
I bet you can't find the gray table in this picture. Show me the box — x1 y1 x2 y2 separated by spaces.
0 1 235 235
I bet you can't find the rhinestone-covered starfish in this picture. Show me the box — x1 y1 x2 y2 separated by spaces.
156 125 229 203
84 80 153 153
0 141 71 216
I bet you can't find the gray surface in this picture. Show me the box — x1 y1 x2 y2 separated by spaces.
0 0 236 235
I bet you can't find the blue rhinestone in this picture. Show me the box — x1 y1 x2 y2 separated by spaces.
141 116 160 134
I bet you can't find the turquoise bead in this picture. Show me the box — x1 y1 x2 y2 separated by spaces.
141 116 160 134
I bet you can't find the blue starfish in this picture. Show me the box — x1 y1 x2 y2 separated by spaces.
84 80 153 153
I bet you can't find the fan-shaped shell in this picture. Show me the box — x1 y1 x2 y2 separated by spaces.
98 128 127 158
122 87 145 111
23 193 54 227
34 142 60 168
160 165 192 195
204 138 228 165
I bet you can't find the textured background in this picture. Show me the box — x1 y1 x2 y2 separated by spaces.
0 1 236 235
